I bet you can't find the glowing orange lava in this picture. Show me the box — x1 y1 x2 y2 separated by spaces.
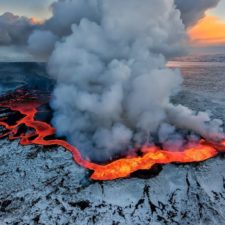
0 91 224 181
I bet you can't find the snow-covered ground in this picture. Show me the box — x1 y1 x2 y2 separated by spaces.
1 139 225 225
1 58 225 225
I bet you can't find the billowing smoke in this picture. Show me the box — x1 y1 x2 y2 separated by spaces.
28 30 58 59
175 0 220 27
46 0 223 161
26 0 221 58
0 12 36 46
0 0 222 161
44 0 101 37
166 104 224 140
0 0 220 56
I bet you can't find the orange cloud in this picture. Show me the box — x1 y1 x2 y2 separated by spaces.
188 15 225 46
29 17 43 25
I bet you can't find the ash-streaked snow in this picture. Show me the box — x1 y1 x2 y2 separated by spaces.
1 139 225 225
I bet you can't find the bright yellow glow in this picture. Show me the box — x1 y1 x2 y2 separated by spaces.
188 15 225 46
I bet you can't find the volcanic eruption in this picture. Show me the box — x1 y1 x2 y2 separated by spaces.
0 0 224 181
0 90 225 181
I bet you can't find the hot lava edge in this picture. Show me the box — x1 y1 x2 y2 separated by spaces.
0 90 225 181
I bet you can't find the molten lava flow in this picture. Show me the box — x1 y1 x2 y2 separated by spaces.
0 90 224 181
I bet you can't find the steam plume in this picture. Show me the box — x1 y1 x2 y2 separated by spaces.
28 30 58 59
0 0 220 55
0 0 223 161
47 0 223 161
26 0 221 58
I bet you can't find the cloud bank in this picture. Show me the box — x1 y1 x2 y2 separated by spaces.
0 0 220 58
0 12 36 46
175 0 220 27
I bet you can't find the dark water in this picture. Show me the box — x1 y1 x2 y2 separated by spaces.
0 62 54 94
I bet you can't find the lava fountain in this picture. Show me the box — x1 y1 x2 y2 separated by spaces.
0 90 225 181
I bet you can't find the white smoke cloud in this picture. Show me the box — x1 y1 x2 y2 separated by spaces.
166 104 224 141
0 0 220 57
48 0 187 161
0 0 223 161
44 0 101 37
24 0 221 58
47 0 223 162
28 30 58 59
158 123 185 151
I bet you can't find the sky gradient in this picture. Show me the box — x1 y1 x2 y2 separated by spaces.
188 0 225 46
189 14 225 46
0 0 224 22
0 0 224 61
0 0 54 20
211 0 225 20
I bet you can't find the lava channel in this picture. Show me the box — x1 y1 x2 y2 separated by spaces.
0 90 225 181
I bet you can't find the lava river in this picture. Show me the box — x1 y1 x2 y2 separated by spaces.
0 90 225 181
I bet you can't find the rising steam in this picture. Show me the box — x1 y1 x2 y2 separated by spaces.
45 0 223 161
0 0 222 161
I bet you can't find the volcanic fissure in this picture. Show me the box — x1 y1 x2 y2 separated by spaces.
0 90 225 181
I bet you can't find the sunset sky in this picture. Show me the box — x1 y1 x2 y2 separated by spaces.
0 0 224 60
1 0 224 47
189 0 225 47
